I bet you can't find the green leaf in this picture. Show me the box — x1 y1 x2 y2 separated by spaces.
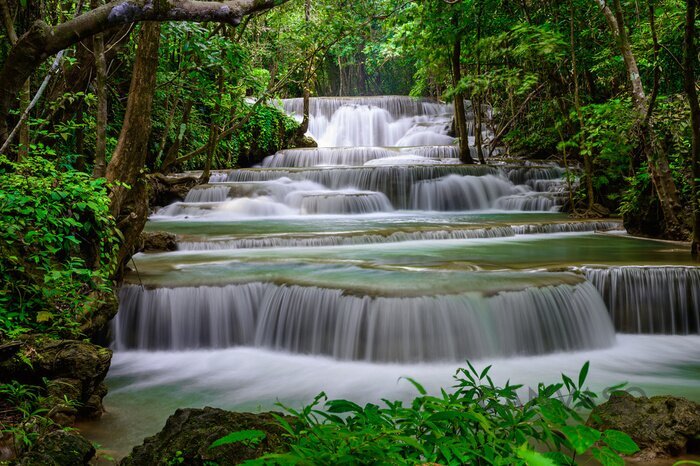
591 446 625 466
603 430 639 455
209 430 266 449
578 361 590 388
561 425 601 455
516 444 557 466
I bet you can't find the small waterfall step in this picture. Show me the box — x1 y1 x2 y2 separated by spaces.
114 279 615 362
175 221 624 250
580 266 700 334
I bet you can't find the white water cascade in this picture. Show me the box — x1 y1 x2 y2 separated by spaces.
114 281 615 362
582 266 700 334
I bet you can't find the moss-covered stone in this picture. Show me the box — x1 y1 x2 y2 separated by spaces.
120 408 291 466
17 430 95 466
139 231 178 252
0 336 112 423
588 392 700 459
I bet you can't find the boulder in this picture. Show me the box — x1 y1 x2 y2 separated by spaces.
148 173 200 208
121 408 291 466
588 392 700 459
18 430 95 466
139 231 178 252
0 337 112 423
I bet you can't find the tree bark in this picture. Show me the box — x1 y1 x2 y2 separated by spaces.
451 17 474 165
92 0 108 178
683 0 700 258
596 0 685 238
571 0 595 211
105 22 161 276
1 0 29 159
474 0 485 164
0 0 289 144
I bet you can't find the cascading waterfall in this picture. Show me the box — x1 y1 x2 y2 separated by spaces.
409 174 560 211
176 222 623 250
114 280 615 362
582 266 700 334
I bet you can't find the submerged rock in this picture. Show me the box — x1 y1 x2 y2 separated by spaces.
0 337 112 423
588 392 700 459
139 231 178 252
121 408 290 466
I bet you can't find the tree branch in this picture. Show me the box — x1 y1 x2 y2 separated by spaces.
0 0 289 144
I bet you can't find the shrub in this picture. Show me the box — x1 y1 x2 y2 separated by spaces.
0 153 117 339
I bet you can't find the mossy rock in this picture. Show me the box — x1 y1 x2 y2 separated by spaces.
0 336 112 422
121 408 292 466
17 430 95 466
588 392 700 459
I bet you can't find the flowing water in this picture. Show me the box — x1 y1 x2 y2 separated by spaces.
86 96 700 458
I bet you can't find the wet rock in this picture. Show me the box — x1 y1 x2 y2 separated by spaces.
121 408 291 466
295 134 318 148
148 173 200 208
588 392 700 459
17 430 95 466
139 231 178 252
0 337 112 423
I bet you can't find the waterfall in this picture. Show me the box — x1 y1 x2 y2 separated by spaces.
114 281 615 362
222 166 498 209
582 266 700 334
284 190 394 215
176 222 623 250
184 185 231 203
280 96 456 147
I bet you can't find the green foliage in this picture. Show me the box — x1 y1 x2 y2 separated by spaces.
0 381 62 452
210 430 267 450
0 154 117 339
237 362 637 466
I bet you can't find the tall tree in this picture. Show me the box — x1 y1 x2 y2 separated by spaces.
595 0 685 237
683 0 700 258
105 22 161 274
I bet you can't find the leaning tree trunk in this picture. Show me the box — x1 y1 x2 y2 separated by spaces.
684 0 700 258
105 22 161 277
596 0 685 238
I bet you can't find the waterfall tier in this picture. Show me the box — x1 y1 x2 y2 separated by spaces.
583 266 700 334
176 222 623 251
114 281 615 362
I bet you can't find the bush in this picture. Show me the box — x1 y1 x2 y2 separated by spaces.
0 153 117 339
216 363 639 465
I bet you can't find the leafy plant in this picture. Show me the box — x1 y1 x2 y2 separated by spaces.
218 363 639 465
0 154 118 338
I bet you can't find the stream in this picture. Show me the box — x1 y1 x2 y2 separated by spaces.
82 96 700 458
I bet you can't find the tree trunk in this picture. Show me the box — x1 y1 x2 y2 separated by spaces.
0 0 290 144
161 100 193 173
105 22 161 277
1 0 29 160
596 0 685 237
684 0 700 258
201 70 225 182
474 0 485 164
451 20 474 165
92 0 108 178
571 0 595 211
